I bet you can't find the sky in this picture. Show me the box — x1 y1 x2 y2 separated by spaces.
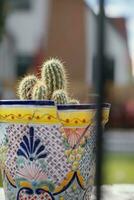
86 0 134 75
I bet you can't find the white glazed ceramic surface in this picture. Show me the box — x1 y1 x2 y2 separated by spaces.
0 101 110 200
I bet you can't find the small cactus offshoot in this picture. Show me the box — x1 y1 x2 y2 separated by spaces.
17 75 38 100
52 89 68 104
41 58 67 99
68 99 80 104
32 81 48 100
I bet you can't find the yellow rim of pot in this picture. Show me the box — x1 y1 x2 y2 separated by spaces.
0 106 110 127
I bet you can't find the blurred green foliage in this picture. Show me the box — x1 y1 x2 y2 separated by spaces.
103 152 134 184
0 172 2 187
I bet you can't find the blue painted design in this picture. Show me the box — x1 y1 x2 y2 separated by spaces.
0 100 55 106
0 100 110 110
17 127 47 161
35 188 55 199
17 187 55 200
17 188 33 200
57 103 111 110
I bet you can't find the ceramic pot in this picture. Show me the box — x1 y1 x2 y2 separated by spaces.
0 100 110 200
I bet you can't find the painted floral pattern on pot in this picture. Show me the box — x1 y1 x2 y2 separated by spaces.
15 127 55 199
61 127 88 172
17 126 48 161
0 101 110 199
63 128 87 148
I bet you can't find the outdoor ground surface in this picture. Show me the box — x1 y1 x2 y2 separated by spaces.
0 152 134 186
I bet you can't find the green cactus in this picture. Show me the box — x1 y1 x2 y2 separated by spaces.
17 75 38 100
32 81 48 100
52 89 68 104
68 99 80 104
17 58 80 104
41 58 67 99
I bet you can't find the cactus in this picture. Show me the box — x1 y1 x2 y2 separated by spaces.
17 75 38 100
32 81 48 100
68 99 80 104
52 89 68 104
41 58 67 99
17 58 80 104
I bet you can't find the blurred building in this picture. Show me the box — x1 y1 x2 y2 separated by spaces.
86 6 132 87
6 0 50 76
38 0 132 101
1 0 132 101
0 32 16 99
40 0 87 101
0 0 50 98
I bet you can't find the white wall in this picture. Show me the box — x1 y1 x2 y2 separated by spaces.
85 8 97 85
6 0 51 55
0 0 51 99
0 35 16 82
85 7 131 86
0 34 16 98
105 22 130 85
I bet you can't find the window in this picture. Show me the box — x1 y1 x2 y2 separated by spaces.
104 56 114 82
16 56 34 77
9 0 31 10
93 55 115 88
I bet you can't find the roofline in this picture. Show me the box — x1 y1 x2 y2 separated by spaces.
84 0 128 42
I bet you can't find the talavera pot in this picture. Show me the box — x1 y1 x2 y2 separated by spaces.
0 100 110 200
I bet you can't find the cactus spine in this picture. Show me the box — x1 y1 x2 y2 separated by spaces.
52 89 68 104
32 81 48 100
68 99 80 104
41 58 67 99
17 58 79 104
18 75 38 100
